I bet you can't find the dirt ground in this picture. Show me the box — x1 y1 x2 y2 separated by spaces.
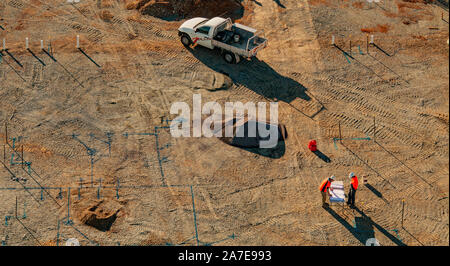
0 0 448 246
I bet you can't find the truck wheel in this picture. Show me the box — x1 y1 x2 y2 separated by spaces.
223 52 236 64
180 34 192 47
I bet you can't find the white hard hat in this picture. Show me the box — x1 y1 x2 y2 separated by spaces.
329 175 335 180
349 172 355 178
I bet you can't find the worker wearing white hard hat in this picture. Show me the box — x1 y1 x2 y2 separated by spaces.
347 172 359 208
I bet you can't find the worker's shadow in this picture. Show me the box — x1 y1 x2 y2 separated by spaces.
186 46 311 104
353 206 406 246
323 205 373 245
324 205 406 246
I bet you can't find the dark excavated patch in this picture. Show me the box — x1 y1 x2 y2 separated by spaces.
126 0 244 21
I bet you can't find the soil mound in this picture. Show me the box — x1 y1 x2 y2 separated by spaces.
125 0 244 20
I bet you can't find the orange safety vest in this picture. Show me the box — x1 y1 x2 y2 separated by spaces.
351 176 358 190
319 178 331 192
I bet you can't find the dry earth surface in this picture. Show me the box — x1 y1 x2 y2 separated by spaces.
0 0 448 246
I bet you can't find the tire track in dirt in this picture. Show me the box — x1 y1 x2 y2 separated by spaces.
335 147 447 245
291 72 447 155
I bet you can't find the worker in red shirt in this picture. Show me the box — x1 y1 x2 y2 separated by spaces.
347 172 358 208
319 175 334 207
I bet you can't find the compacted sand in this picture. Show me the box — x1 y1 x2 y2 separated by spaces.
0 0 448 246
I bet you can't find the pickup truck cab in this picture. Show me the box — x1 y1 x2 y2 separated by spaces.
178 17 267 64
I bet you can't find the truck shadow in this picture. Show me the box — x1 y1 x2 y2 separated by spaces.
187 46 294 158
186 46 311 104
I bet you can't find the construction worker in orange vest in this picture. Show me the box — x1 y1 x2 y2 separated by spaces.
319 175 334 207
347 172 358 208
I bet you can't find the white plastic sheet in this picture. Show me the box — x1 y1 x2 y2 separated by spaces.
330 181 345 202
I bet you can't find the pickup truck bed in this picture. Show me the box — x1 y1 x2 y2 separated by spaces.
212 23 267 57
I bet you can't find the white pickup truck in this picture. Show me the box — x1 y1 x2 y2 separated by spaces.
178 17 267 64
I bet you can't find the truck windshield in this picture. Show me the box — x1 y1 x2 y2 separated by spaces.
196 26 211 35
